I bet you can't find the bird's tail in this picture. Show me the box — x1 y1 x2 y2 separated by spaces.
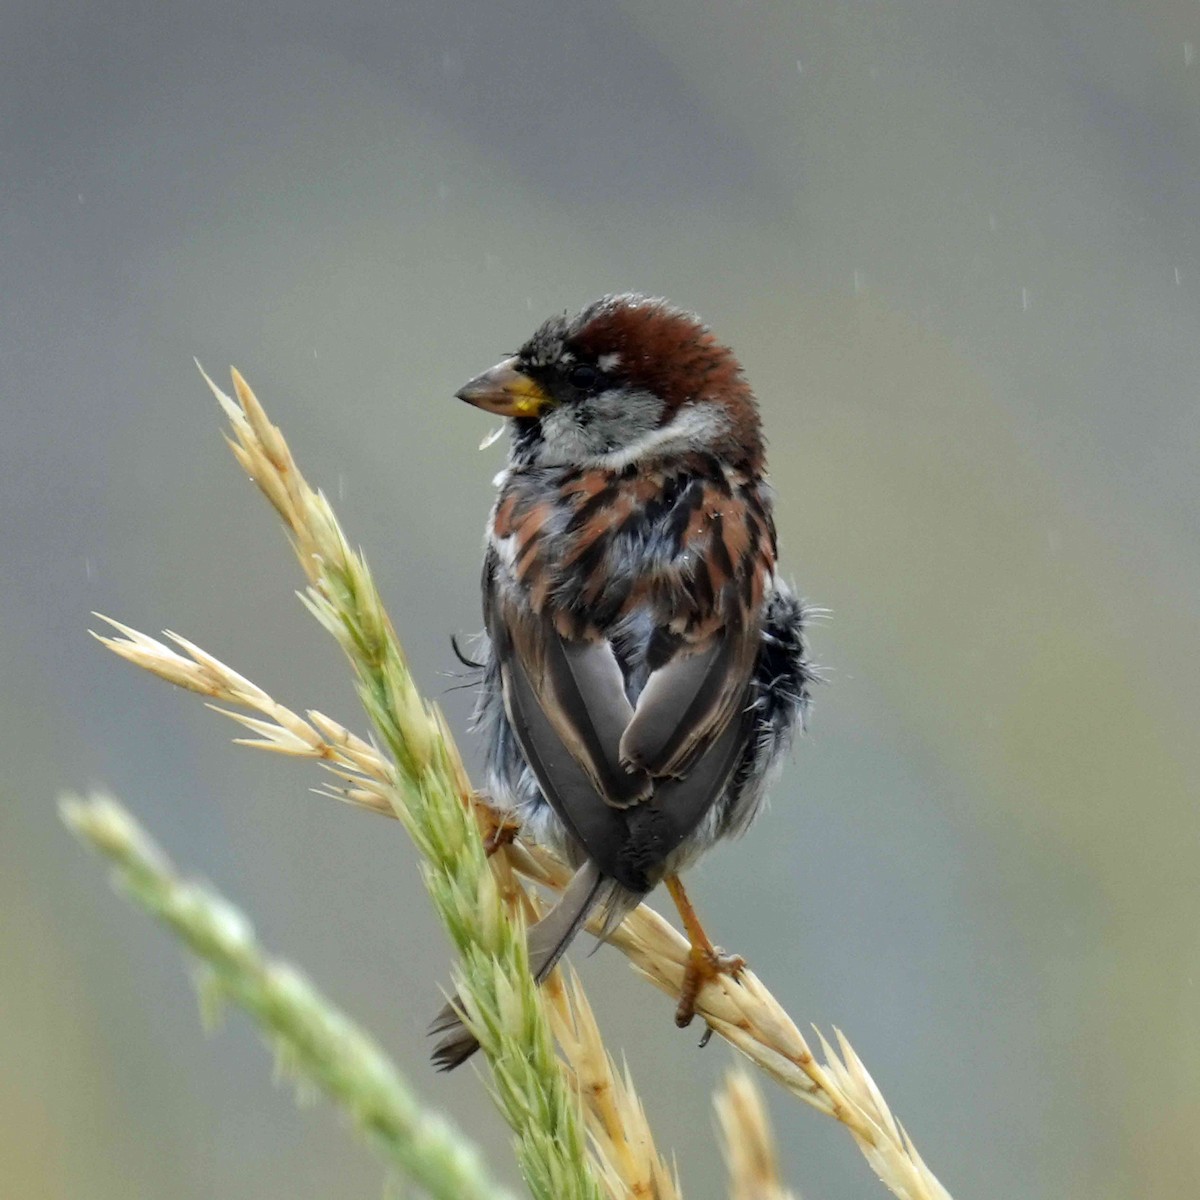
430 860 633 1070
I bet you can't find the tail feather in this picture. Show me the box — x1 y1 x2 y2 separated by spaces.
526 859 608 983
430 860 611 1071
428 1006 481 1072
595 877 646 943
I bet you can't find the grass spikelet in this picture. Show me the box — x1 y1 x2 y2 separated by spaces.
543 963 681 1200
715 1069 798 1200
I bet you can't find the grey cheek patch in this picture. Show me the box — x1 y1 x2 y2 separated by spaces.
535 389 665 464
591 403 732 473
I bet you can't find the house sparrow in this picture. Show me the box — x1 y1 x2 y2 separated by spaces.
432 294 813 1069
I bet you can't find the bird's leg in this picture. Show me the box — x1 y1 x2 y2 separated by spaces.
482 816 520 857
474 791 521 857
664 874 746 1029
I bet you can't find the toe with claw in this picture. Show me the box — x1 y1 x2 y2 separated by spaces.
675 942 746 1027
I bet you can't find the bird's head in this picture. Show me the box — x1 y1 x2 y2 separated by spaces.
456 294 763 471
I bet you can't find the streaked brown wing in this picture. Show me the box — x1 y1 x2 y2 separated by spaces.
483 464 773 879
611 469 773 779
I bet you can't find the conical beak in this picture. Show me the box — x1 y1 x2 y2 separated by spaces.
455 357 552 419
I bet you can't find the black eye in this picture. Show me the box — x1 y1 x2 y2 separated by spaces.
567 363 599 391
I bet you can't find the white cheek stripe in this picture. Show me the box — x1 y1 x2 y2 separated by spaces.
591 403 729 471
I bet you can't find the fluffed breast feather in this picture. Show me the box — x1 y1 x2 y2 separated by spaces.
488 452 776 643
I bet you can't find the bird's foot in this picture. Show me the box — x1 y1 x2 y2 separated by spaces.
482 815 520 857
675 942 746 1028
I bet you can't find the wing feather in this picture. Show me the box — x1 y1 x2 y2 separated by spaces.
498 624 651 890
536 633 652 807
616 703 754 886
619 609 759 780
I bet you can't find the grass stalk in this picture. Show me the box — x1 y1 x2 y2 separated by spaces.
60 792 515 1200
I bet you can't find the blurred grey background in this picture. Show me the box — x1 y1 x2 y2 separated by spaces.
2 1 1199 1197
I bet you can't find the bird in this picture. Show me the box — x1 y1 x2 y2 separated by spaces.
432 293 814 1069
